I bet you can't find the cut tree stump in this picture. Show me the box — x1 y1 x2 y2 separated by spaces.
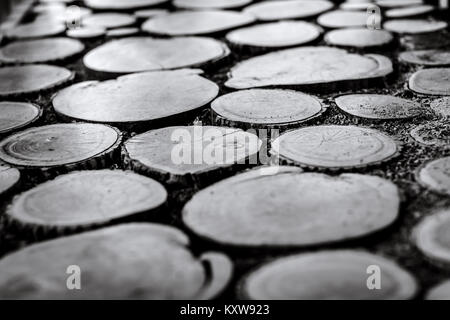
53 69 218 128
384 19 447 34
83 37 230 75
0 65 74 98
66 27 106 39
0 164 20 197
430 97 450 118
211 89 326 129
413 209 450 267
0 224 233 299
0 123 122 177
242 0 333 21
385 5 434 18
141 10 255 36
6 170 168 234
85 0 169 10
271 125 399 169
174 0 252 10
410 122 450 146
426 281 450 300
225 46 393 90
317 10 368 28
123 126 261 185
4 22 66 40
182 167 400 247
239 250 417 299
409 68 450 95
416 157 450 195
82 13 136 29
226 21 322 50
335 94 422 119
0 101 42 135
324 28 394 48
0 38 85 64
400 50 450 67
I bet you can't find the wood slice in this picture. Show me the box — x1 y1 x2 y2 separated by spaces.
225 47 393 90
85 0 169 10
417 157 450 195
53 69 218 126
83 37 230 74
123 126 261 184
401 33 450 50
211 89 325 128
183 168 400 247
0 164 20 196
426 281 450 300
0 38 84 64
0 123 122 171
385 5 434 18
82 13 136 29
384 19 448 34
400 50 450 67
0 223 232 299
317 10 368 28
271 125 398 169
6 170 167 232
242 0 334 21
0 102 42 135
340 1 373 10
410 122 450 146
142 10 255 36
430 97 450 118
226 21 322 49
376 0 424 8
106 27 139 37
413 209 450 266
335 94 422 119
66 27 106 39
325 28 393 48
5 22 66 40
174 0 252 9
409 68 450 96
134 9 168 19
239 250 417 299
0 65 74 98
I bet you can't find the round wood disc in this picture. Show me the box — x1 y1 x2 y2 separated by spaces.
66 27 106 39
0 164 20 196
7 170 167 229
430 97 450 118
426 281 450 300
5 22 66 39
384 19 448 34
106 27 139 37
417 157 450 195
410 122 450 146
0 65 74 98
400 50 450 67
239 250 417 299
0 123 122 169
83 37 230 74
271 125 398 169
376 0 424 8
409 68 450 96
82 13 136 29
317 10 368 28
211 89 325 127
325 28 394 48
85 0 168 10
225 46 392 90
226 21 322 49
385 5 434 18
53 69 218 124
0 102 42 135
134 9 168 19
0 223 232 299
335 94 422 119
242 0 334 21
174 0 252 9
124 126 261 182
0 38 84 64
413 209 450 266
340 1 373 10
142 10 255 36
183 167 400 247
